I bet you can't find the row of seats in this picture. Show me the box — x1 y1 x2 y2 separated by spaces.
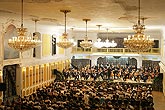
0 80 154 110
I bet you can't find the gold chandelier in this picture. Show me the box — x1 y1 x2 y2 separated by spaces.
80 19 93 48
56 10 73 49
123 0 154 52
8 0 41 52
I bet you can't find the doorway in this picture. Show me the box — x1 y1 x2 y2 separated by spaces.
3 64 17 101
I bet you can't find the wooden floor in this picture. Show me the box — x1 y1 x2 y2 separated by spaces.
153 91 165 110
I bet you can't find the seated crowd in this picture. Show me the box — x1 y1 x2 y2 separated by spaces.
62 64 160 83
0 80 154 110
0 64 158 110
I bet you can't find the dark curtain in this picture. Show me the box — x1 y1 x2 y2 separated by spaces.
3 65 17 101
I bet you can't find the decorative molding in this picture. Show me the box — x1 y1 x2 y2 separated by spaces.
3 58 21 66
19 55 69 67
1 19 18 33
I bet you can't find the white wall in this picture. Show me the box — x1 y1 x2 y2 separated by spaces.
161 28 165 63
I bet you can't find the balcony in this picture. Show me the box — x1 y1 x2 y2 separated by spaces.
72 47 160 55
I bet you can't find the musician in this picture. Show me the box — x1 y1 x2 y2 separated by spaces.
113 68 119 79
62 69 68 80
93 70 98 81
107 67 111 80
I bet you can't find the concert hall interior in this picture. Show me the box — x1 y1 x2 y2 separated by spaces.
0 0 165 110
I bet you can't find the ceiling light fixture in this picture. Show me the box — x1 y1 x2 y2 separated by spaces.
94 25 104 48
109 40 117 47
70 28 77 46
104 28 111 48
32 18 40 40
80 19 93 49
8 0 41 53
123 0 154 52
56 10 73 49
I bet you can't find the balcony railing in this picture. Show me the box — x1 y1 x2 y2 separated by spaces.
72 47 160 55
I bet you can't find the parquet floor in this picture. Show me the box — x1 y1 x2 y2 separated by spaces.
153 91 165 110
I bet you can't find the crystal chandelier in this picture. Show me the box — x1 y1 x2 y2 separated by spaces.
70 28 77 46
102 28 117 48
123 0 154 52
80 19 93 48
8 0 41 53
110 40 117 47
56 10 73 49
94 25 104 48
32 19 40 41
103 28 111 48
94 38 104 48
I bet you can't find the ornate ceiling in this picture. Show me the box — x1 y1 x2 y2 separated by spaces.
0 0 165 32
